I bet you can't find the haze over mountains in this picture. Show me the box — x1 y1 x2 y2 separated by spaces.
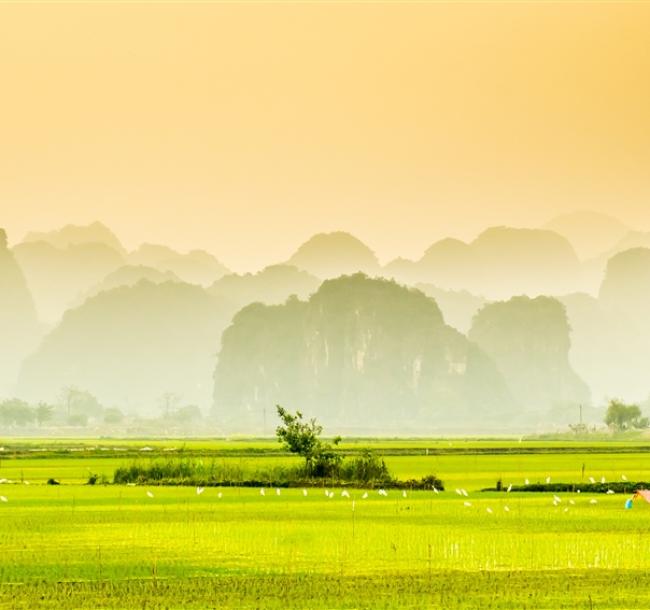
2 211 650 432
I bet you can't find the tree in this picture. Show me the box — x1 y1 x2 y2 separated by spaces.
36 403 54 427
103 407 124 424
173 404 202 423
0 399 34 427
60 387 102 418
275 405 341 477
604 399 649 432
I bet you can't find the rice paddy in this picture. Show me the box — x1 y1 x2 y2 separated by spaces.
1 439 650 608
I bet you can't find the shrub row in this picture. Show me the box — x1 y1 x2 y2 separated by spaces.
483 481 650 494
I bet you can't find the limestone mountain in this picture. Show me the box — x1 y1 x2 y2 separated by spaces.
386 227 580 299
74 265 181 307
599 248 650 327
468 227 581 298
0 229 42 395
128 243 229 286
559 292 649 405
415 284 487 334
287 232 380 279
12 240 125 323
18 280 234 413
543 211 629 260
208 265 321 309
468 296 590 416
213 274 514 433
22 221 127 255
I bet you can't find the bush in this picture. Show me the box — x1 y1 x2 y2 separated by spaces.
340 450 391 484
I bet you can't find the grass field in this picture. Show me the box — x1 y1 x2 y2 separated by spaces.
1 439 650 608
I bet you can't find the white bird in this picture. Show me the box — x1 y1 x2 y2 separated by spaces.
0 496 7 503
196 487 205 495
553 499 559 507
606 489 615 495
276 488 281 496
577 489 581 494
23 481 30 486
260 488 265 496
486 507 493 514
461 489 469 497
546 476 551 484
504 505 510 512
553 495 562 503
302 488 308 496
217 492 223 499
341 490 350 498
402 490 407 499
432 486 439 494
563 507 569 513
328 491 335 498
325 489 330 497
569 499 575 505
362 492 368 499
507 484 513 493
601 476 606 484
621 474 628 481
590 499 598 504
525 478 530 485
0 479 7 484
463 501 472 507
378 489 387 497
589 477 596 484
455 489 462 496
146 491 154 498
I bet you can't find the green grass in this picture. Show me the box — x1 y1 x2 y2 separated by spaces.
2 438 650 608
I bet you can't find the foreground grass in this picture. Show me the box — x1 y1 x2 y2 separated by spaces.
2 440 650 608
1 484 650 608
3 570 650 609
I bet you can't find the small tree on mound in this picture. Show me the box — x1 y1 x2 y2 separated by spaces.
275 405 342 477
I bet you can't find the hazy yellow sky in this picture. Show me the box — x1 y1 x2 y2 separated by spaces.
1 2 649 270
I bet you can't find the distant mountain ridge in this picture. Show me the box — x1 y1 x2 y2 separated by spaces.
5 215 650 430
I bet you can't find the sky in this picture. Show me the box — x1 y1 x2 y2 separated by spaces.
1 2 649 271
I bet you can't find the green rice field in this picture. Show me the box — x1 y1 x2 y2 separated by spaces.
1 439 650 608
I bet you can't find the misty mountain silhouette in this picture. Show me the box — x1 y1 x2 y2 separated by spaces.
74 264 181 307
0 229 42 395
13 240 125 323
386 227 581 298
128 243 229 286
469 296 590 415
287 231 380 278
208 264 321 308
23 221 127 255
543 211 629 261
17 280 234 413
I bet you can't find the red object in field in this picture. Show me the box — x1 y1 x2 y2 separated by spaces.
634 490 650 504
